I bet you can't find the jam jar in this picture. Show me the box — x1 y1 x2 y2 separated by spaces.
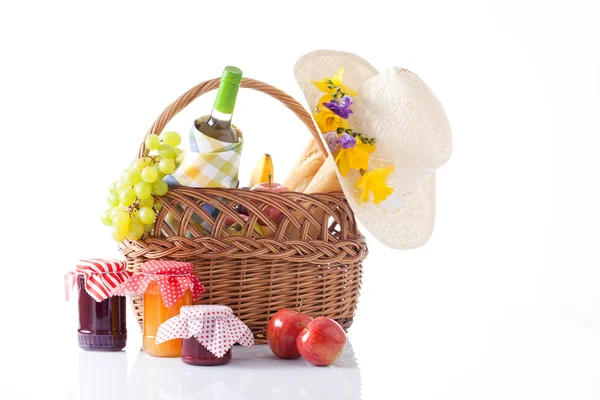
143 281 193 357
156 305 254 366
65 258 132 351
182 338 232 366
112 260 204 357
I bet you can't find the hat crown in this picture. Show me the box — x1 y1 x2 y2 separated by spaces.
354 67 452 194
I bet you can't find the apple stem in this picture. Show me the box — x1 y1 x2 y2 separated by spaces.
298 322 309 330
268 174 272 189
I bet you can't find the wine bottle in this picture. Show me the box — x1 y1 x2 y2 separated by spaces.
196 66 243 143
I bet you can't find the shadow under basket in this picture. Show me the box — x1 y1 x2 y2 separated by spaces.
119 77 368 344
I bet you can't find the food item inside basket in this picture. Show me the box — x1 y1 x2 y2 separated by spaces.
251 182 290 226
102 131 183 241
249 153 274 187
282 139 325 192
305 157 342 193
195 66 243 144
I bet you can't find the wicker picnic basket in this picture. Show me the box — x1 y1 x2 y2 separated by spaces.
119 77 368 343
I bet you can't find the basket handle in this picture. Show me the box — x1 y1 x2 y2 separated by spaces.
138 77 327 158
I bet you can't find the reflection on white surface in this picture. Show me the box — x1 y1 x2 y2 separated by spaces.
127 343 360 400
78 351 128 400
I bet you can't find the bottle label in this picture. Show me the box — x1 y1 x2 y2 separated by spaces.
163 121 243 189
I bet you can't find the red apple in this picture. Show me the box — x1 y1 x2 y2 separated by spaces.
251 182 289 192
296 317 346 366
250 182 289 225
224 213 248 226
267 309 313 359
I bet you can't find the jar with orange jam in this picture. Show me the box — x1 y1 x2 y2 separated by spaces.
113 260 204 357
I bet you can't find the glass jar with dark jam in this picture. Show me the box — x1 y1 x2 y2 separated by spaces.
66 258 132 351
182 338 232 366
155 305 255 366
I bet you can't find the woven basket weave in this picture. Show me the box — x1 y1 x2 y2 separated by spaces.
119 77 368 343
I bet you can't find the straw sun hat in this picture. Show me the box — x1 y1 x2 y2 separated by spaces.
294 50 452 249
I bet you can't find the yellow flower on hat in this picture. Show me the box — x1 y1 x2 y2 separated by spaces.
312 68 358 97
356 166 395 204
312 68 358 107
335 140 376 176
313 108 350 133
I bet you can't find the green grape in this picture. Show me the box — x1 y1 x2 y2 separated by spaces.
132 158 150 170
122 168 141 185
158 158 176 174
157 170 166 179
152 180 169 196
101 209 113 226
145 134 161 150
138 196 154 208
134 181 152 199
119 187 136 206
127 232 141 241
158 144 176 159
107 193 119 207
109 181 119 195
110 206 124 221
113 210 130 229
139 207 156 224
128 216 144 240
111 225 128 242
174 147 182 156
115 180 130 194
141 166 158 183
175 152 184 167
161 131 182 147
143 223 154 233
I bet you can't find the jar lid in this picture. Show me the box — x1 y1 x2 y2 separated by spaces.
180 305 233 321
77 258 128 273
156 304 254 358
141 260 194 276
65 258 132 302
112 260 204 307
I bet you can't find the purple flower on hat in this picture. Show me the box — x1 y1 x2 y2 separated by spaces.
323 95 353 119
323 131 340 153
340 95 353 108
339 133 356 149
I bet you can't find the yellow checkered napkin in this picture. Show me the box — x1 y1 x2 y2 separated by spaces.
164 123 243 188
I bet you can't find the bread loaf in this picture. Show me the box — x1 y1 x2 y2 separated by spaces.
304 157 342 193
282 140 325 192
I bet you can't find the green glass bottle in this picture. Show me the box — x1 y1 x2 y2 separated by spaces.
196 66 243 143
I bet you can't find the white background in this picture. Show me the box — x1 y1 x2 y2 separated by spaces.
1 0 599 399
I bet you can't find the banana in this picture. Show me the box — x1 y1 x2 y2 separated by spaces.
249 153 274 187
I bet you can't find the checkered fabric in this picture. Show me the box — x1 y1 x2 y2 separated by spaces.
165 123 243 188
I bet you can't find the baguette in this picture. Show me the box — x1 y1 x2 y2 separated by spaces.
304 157 342 193
283 140 325 192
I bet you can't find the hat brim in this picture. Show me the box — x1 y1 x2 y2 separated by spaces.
294 50 438 249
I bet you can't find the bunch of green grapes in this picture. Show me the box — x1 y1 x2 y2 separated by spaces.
101 131 183 241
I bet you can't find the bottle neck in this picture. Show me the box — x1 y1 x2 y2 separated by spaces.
213 81 239 115
208 108 232 127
